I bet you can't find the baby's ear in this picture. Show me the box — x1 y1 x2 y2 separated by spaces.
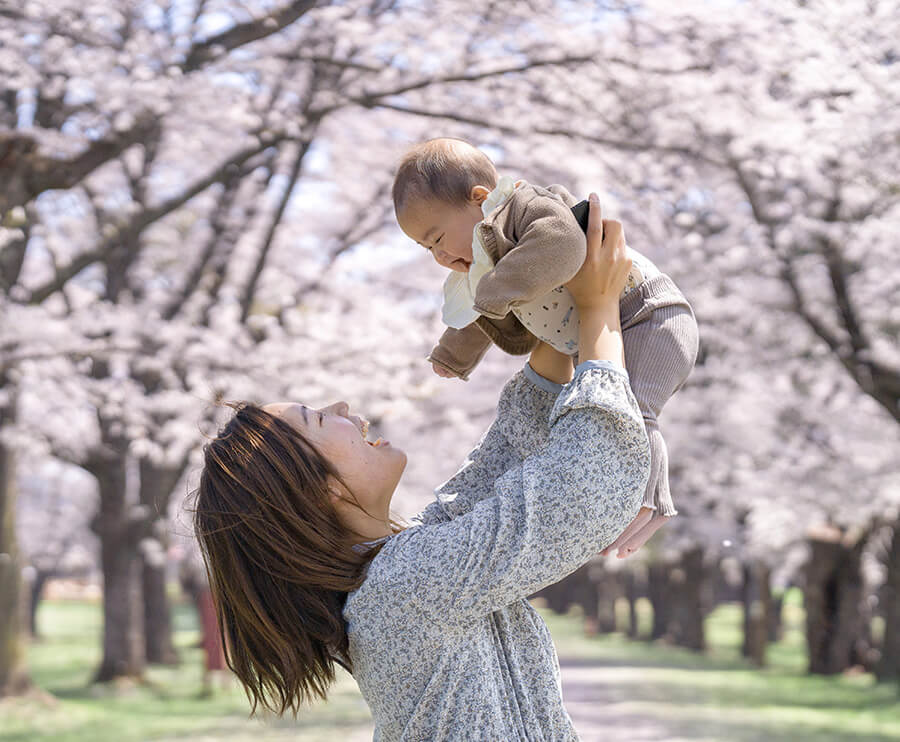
470 185 491 205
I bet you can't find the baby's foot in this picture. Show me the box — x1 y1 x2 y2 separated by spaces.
615 514 672 558
600 507 653 557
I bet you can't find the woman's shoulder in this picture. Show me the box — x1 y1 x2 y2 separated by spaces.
345 527 454 643
344 530 420 611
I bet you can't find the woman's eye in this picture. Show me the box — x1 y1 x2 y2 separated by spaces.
435 235 443 244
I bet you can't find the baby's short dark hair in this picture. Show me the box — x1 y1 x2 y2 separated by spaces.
392 138 498 216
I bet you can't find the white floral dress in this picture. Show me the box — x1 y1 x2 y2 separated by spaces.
344 361 651 740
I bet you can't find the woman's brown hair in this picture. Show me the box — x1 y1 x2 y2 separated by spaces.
191 401 401 717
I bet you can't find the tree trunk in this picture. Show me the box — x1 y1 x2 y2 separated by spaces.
88 454 146 682
876 522 900 681
624 570 640 639
141 560 178 666
138 458 186 666
0 373 31 696
741 561 771 666
567 564 599 636
804 526 867 675
27 569 50 640
667 547 706 651
647 562 671 641
768 590 785 643
595 571 618 635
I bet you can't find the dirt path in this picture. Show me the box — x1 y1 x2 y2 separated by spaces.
339 659 685 742
560 659 690 742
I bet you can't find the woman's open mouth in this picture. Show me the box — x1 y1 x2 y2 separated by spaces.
361 420 389 447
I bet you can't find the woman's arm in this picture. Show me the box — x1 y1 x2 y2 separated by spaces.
414 364 564 525
393 362 650 623
391 200 648 621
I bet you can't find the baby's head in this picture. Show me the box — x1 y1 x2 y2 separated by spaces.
393 138 498 273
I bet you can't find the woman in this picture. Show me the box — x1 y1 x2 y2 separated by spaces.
194 196 651 740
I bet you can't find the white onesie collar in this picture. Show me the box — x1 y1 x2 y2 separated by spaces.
440 176 516 330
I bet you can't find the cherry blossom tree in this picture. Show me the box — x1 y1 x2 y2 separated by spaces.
0 0 624 689
2 0 898 694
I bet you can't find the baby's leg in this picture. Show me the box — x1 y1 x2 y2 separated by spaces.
610 301 699 557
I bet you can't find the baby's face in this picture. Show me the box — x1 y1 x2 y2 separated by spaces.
397 197 483 273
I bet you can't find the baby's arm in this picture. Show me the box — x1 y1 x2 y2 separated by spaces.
427 322 493 381
473 194 587 320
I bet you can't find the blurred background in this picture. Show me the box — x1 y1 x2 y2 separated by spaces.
1 1 899 740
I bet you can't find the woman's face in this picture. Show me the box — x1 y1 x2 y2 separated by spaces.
262 401 406 533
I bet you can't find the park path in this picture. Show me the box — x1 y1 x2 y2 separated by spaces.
559 658 692 742
338 657 685 742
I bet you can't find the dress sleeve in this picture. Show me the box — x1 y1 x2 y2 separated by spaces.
393 362 650 625
473 194 587 320
412 364 564 526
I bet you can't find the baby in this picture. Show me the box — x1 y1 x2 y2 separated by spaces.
392 137 700 557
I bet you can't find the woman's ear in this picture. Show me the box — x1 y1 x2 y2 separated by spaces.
326 477 344 504
469 185 491 205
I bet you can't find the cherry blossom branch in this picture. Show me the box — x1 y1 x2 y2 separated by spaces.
21 135 289 305
0 344 142 374
312 55 598 117
181 0 319 72
366 101 720 164
239 137 313 323
0 113 161 216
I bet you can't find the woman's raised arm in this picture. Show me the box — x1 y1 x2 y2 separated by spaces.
381 196 649 622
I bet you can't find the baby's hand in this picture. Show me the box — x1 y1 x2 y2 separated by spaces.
431 362 457 379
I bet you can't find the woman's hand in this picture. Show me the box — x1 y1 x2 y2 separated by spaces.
564 194 632 312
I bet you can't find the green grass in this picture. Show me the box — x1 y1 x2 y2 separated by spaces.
541 589 900 742
1 589 898 742
1 598 373 742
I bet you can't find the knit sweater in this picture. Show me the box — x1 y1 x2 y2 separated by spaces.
343 361 651 741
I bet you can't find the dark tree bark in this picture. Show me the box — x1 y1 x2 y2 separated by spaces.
0 207 30 292
141 558 177 666
0 372 30 695
732 159 900 426
624 569 641 639
768 590 786 643
84 360 149 683
532 578 570 615
0 116 160 216
741 561 772 666
647 561 671 641
876 522 900 681
595 571 618 635
531 562 604 638
804 526 867 675
88 452 146 682
666 548 706 651
571 564 600 636
138 457 188 666
27 569 50 639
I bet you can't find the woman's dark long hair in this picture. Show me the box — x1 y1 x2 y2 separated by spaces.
191 401 402 717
